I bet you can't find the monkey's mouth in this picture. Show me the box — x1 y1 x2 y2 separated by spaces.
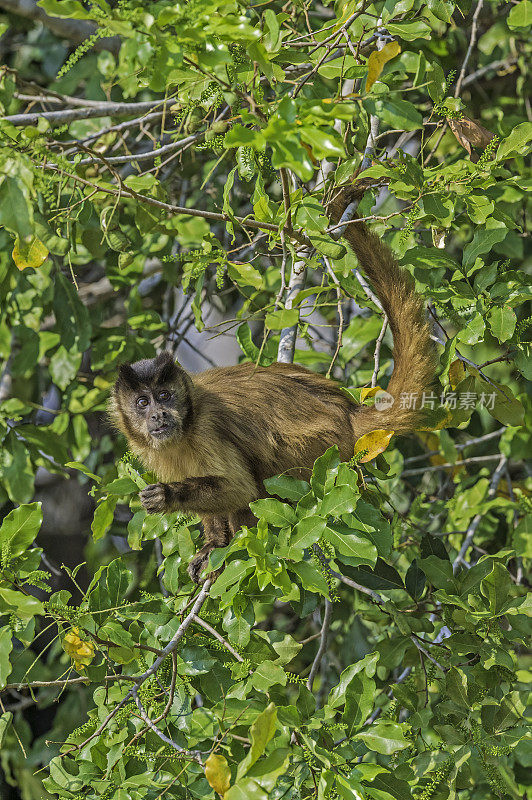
148 423 176 439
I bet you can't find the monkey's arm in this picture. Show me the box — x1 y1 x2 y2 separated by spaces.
140 474 256 515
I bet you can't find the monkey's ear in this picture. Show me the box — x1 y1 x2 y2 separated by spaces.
154 351 180 385
117 363 141 390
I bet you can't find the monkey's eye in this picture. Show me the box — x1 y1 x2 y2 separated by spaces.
158 390 171 401
136 396 149 409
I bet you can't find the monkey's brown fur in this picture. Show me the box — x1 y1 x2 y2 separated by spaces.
109 187 435 582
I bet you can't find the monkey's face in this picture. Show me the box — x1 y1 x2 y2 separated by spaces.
112 352 193 448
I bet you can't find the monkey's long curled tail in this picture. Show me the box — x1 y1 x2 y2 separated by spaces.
329 186 436 438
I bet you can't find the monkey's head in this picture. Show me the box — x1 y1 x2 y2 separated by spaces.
110 352 194 449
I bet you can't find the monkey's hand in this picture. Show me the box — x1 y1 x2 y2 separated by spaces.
140 483 173 514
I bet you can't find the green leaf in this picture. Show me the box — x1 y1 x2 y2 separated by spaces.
328 652 379 708
344 673 377 735
320 485 358 518
210 560 254 598
420 555 458 593
223 607 252 648
299 127 345 159
497 121 532 158
249 499 297 528
342 559 404 591
420 532 449 561
365 97 423 131
513 515 532 558
265 308 300 331
53 273 91 352
289 516 327 556
308 232 347 259
0 587 45 619
246 748 290 792
349 502 393 557
385 19 432 39
263 475 310 502
0 627 13 689
446 667 470 707
478 380 525 426
368 772 414 800
0 711 13 746
481 562 512 614
250 661 287 692
463 227 508 267
224 124 262 147
324 525 377 564
91 496 118 541
355 720 412 754
294 199 329 233
237 702 278 779
507 0 531 29
105 559 133 606
405 559 426 600
65 461 101 482
0 177 32 238
102 477 139 495
49 346 82 390
289 561 330 595
270 137 314 181
228 261 263 290
488 305 517 342
456 312 485 345
37 0 93 19
1 434 35 504
0 502 42 558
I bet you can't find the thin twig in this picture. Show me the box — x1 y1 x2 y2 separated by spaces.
452 454 507 573
371 316 388 387
277 251 309 363
402 453 506 477
58 582 212 760
3 674 138 691
403 428 506 465
5 99 172 127
455 0 484 97
306 600 333 690
42 165 280 235
192 615 244 662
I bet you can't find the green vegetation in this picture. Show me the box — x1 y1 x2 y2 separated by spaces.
0 0 530 798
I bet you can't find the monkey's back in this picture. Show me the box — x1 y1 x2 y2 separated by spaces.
194 362 361 481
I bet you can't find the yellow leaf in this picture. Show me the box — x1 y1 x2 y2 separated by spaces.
360 386 382 403
355 429 394 462
205 753 231 797
62 627 95 671
12 236 49 271
365 41 401 93
448 359 466 390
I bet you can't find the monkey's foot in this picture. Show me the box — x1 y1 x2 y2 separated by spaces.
187 546 213 584
140 483 169 514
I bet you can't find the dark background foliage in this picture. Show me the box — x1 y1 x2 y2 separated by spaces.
0 0 530 798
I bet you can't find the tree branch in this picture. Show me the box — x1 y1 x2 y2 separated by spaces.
452 454 507 573
306 599 333 690
4 99 170 127
0 0 120 52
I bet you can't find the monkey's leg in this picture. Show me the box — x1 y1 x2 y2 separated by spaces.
188 516 232 584
229 508 256 533
140 475 254 516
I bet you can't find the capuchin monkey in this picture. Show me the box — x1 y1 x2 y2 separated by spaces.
109 186 435 582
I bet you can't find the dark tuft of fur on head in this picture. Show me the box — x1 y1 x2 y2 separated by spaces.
116 352 179 390
153 352 179 385
117 363 141 390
